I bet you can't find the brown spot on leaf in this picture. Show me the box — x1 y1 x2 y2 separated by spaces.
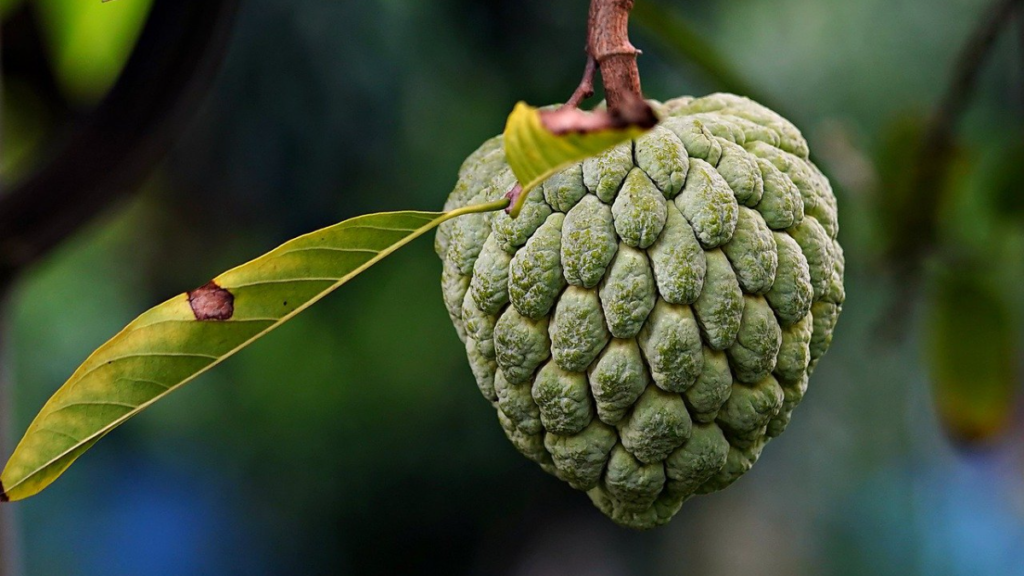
188 280 234 321
0 480 8 502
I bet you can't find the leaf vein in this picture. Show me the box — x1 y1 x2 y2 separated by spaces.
74 352 218 383
274 246 380 257
36 427 81 444
131 317 278 331
225 277 339 289
336 224 419 233
115 377 172 391
49 401 138 415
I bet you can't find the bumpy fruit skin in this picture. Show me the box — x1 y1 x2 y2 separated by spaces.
435 93 844 529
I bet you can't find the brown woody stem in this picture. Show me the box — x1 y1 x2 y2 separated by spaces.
588 0 650 119
541 0 656 134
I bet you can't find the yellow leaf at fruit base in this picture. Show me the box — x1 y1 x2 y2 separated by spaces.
502 101 652 217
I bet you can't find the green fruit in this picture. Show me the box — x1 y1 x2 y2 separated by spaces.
436 93 844 529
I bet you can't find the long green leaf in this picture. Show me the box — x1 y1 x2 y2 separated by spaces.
0 199 508 502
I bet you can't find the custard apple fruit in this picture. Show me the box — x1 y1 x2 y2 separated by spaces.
435 93 844 529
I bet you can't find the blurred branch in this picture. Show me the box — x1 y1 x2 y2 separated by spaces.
0 0 240 281
1018 1 1024 111
879 0 1021 339
919 0 1021 170
0 5 71 126
900 0 1021 262
631 0 773 110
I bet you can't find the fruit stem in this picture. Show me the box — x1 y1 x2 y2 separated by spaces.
586 0 653 123
542 0 657 133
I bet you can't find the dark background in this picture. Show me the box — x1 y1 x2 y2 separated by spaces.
2 0 1023 574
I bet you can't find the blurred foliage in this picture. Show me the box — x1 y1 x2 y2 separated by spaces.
926 261 1018 443
2 0 1024 575
0 0 24 18
0 79 48 179
632 0 769 109
871 114 935 261
32 0 152 104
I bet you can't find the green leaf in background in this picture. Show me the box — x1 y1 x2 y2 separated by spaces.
926 262 1018 445
502 101 650 216
0 198 509 502
984 142 1024 223
872 115 972 266
0 80 51 180
872 116 930 256
34 0 154 103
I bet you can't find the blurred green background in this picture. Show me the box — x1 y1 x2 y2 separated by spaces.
2 0 1023 574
